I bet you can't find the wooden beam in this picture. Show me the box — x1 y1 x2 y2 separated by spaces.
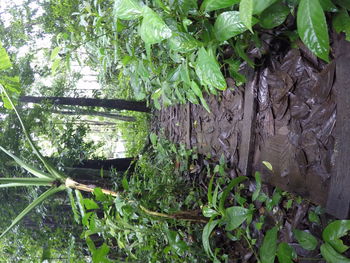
238 68 257 176
326 35 350 219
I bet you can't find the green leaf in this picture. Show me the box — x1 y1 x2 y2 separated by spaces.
202 219 220 257
308 210 321 224
50 47 61 61
0 146 53 179
224 206 249 231
319 0 338 12
252 172 261 201
253 0 278 14
0 177 54 188
92 243 110 263
1 88 65 180
139 6 172 44
297 0 330 62
51 58 61 75
0 186 65 238
0 42 12 71
322 220 350 253
122 176 129 191
207 175 215 205
320 243 350 263
333 8 350 41
259 2 290 29
68 188 80 223
219 176 247 212
240 0 254 32
214 11 249 42
293 229 318 250
168 32 201 53
0 76 21 93
113 0 143 20
200 0 240 13
259 226 278 263
262 161 273 171
277 242 296 263
202 206 219 218
83 199 99 210
195 47 226 91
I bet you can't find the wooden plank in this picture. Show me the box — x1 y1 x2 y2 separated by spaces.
238 69 257 176
326 35 350 219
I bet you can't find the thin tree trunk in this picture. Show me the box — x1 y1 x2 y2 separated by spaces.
74 157 134 171
51 109 136 122
20 96 150 112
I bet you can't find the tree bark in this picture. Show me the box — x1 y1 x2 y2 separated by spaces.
20 96 150 112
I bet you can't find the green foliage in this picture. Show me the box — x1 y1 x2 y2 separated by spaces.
259 226 278 263
297 0 330 62
293 229 318 250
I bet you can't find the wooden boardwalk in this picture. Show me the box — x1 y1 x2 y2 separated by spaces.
159 34 350 219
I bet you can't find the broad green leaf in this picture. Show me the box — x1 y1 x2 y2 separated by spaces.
168 32 201 53
0 146 53 179
202 219 220 257
219 176 247 212
297 0 330 62
1 88 65 179
0 177 54 188
259 226 278 263
0 75 20 93
200 0 240 13
0 186 65 238
113 0 143 20
50 47 61 61
320 243 350 263
262 161 273 171
214 11 249 42
253 0 278 14
51 58 61 75
202 206 218 218
252 172 261 201
293 229 318 250
0 42 12 71
83 199 99 210
240 0 254 32
319 0 338 12
139 6 172 44
277 242 296 263
224 206 249 231
333 8 350 41
259 2 290 29
195 47 226 91
322 220 350 253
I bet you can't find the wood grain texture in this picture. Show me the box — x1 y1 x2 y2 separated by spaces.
326 35 350 219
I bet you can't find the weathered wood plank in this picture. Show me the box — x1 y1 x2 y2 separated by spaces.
238 69 257 176
326 35 350 219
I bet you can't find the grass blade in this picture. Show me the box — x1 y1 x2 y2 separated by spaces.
0 177 54 187
0 146 53 179
0 185 65 238
0 86 65 179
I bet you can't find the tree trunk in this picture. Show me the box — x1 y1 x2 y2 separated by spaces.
20 96 150 112
51 109 136 122
74 157 134 171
